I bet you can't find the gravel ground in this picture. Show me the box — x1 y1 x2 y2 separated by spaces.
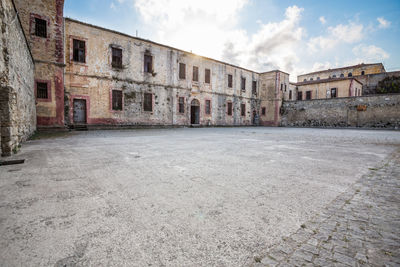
0 127 399 266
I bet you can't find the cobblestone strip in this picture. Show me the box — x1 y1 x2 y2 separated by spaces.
254 150 400 266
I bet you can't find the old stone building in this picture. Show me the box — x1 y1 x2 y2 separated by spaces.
0 0 36 156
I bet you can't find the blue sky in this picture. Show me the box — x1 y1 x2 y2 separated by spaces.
65 0 400 79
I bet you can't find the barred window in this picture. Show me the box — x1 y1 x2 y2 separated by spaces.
252 81 257 95
37 82 48 99
143 93 153 111
112 90 122 110
205 100 211 115
261 107 266 115
241 103 245 116
34 18 47 38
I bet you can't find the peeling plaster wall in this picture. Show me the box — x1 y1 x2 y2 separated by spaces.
0 0 35 156
281 94 400 129
64 19 261 127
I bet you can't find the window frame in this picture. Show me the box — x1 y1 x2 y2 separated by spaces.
227 101 233 116
298 91 303 100
192 66 199 82
35 80 51 102
331 88 337 98
306 90 312 100
30 13 49 40
143 93 153 112
205 99 211 115
111 47 123 69
179 63 186 80
240 103 246 117
205 68 211 84
228 74 233 88
111 89 123 111
241 77 246 92
261 107 266 116
72 38 86 63
252 81 257 95
144 54 153 73
178 97 185 113
34 18 47 38
289 90 292 100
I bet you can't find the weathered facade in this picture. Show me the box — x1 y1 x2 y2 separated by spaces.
13 0 65 127
63 19 269 127
0 0 36 156
281 94 400 129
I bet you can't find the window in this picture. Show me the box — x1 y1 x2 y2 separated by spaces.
36 82 48 99
289 90 292 100
73 39 85 63
241 77 246 91
306 91 312 100
298 91 303 100
361 71 365 75
332 75 336 78
348 72 352 77
303 79 307 82
252 81 257 95
205 100 211 115
228 74 233 88
340 73 344 78
331 88 337 98
261 107 266 115
317 77 320 80
112 47 122 68
178 97 185 113
284 84 287 92
193 66 199 82
34 18 47 38
179 63 186 79
205 68 211 84
310 78 313 81
112 90 122 110
227 102 232 116
144 54 153 73
143 93 153 111
281 83 283 90
241 103 245 116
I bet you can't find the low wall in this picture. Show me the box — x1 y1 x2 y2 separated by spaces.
0 0 36 156
280 94 400 129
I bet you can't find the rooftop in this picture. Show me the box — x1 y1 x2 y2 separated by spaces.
293 77 363 86
298 63 384 77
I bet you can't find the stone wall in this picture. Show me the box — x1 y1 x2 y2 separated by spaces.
280 94 400 129
0 0 35 156
356 71 400 95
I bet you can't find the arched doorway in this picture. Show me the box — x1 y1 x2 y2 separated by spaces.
190 99 200 125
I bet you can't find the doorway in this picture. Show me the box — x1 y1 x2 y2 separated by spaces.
73 99 87 124
190 99 200 125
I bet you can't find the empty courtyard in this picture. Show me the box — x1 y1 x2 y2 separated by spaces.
0 127 399 266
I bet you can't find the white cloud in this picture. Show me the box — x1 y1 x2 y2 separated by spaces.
134 1 304 74
352 44 389 62
377 17 390 29
319 16 326 25
307 22 364 52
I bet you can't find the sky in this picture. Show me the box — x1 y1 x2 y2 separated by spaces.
64 0 400 80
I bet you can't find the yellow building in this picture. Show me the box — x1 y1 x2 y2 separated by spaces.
292 77 363 100
297 63 385 83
